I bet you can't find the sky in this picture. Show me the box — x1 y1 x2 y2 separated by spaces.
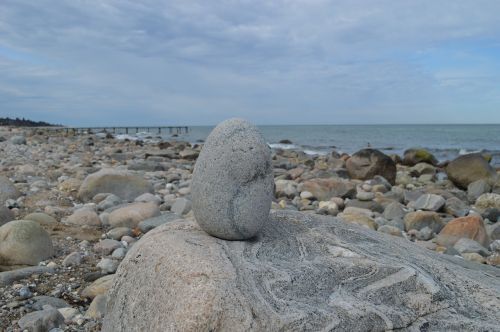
1 0 500 126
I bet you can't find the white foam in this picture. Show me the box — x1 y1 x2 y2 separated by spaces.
268 143 298 150
115 134 139 141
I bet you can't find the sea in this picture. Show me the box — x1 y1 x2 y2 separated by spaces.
113 124 500 167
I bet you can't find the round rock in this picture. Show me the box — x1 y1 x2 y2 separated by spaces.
191 118 273 240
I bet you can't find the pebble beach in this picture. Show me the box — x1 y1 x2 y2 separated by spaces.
0 124 499 331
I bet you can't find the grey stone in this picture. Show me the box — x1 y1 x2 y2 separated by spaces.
404 211 444 233
475 193 500 210
66 207 101 227
107 201 161 229
171 197 192 215
0 220 54 266
94 239 122 256
0 175 20 205
97 194 122 211
445 153 496 189
78 168 153 202
106 227 132 240
356 191 374 201
191 118 274 240
482 208 500 223
467 179 491 202
383 201 406 220
138 212 181 233
346 149 397 184
32 296 70 311
18 306 65 331
103 211 500 332
0 205 15 226
10 135 26 144
0 266 55 286
111 248 127 259
444 197 469 217
410 194 445 211
97 258 119 274
344 199 384 213
86 294 108 319
454 238 491 257
134 193 162 204
19 286 32 299
62 252 83 267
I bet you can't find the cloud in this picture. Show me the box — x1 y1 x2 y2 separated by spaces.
0 0 499 125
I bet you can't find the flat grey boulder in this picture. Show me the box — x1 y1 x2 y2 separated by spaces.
103 211 500 332
191 118 274 240
78 168 153 202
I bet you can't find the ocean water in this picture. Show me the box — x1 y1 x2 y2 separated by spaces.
116 124 500 167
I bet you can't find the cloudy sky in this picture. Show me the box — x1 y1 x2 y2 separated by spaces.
1 1 500 126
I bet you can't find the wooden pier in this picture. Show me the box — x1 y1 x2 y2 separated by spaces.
33 126 189 135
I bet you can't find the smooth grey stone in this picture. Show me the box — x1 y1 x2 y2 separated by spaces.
62 252 83 267
444 197 469 217
191 118 274 240
171 197 192 215
103 211 500 332
410 194 445 211
18 306 65 331
32 296 70 311
138 212 181 233
383 201 406 220
454 238 491 257
467 179 491 202
0 266 55 286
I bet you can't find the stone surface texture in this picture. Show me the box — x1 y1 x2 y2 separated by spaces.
103 211 500 332
191 118 274 240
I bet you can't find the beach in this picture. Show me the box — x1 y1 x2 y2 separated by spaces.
0 125 499 331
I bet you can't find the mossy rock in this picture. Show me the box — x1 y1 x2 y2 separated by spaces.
403 148 438 166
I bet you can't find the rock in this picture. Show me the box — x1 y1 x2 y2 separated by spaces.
81 274 114 299
337 213 378 230
0 206 15 226
78 168 153 202
356 191 374 201
409 162 436 176
97 194 122 211
134 193 162 205
467 179 491 202
0 266 55 286
112 247 127 259
445 153 496 189
299 191 313 200
31 296 70 311
58 178 82 193
482 208 500 223
346 149 396 184
58 307 79 321
62 252 83 267
489 223 500 241
436 215 489 247
97 258 119 274
10 135 26 145
0 220 54 266
453 238 490 257
23 212 57 225
275 180 298 198
462 253 486 264
0 175 20 204
383 202 406 220
103 211 500 332
191 118 274 240
344 199 384 213
171 197 192 215
94 239 122 256
404 211 444 233
444 197 469 217
317 201 339 215
377 224 403 237
410 194 445 211
475 193 500 210
106 227 132 240
343 206 374 217
18 306 65 331
86 294 108 319
65 207 101 227
108 202 161 229
299 178 356 200
402 148 438 166
138 212 182 233
19 286 32 299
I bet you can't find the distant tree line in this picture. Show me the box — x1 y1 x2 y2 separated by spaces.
0 117 61 127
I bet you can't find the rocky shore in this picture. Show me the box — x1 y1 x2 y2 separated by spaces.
0 125 499 331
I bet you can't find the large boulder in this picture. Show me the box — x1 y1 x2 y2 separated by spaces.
299 178 356 200
402 148 438 166
0 220 54 266
103 211 500 332
445 153 496 189
0 176 20 205
436 215 489 247
191 119 274 240
78 169 153 202
346 149 396 184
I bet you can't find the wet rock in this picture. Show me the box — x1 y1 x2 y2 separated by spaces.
436 215 489 247
108 202 161 228
346 149 396 184
78 168 153 202
103 211 500 332
402 148 438 166
191 118 274 240
445 153 496 189
0 220 54 266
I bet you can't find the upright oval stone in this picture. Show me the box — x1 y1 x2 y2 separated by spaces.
191 118 273 240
